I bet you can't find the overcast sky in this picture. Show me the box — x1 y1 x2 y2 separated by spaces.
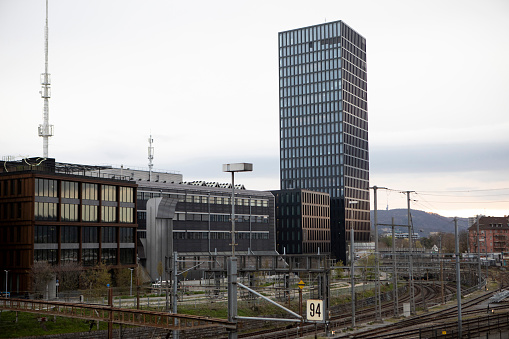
1 0 508 218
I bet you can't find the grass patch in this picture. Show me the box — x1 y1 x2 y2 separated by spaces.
0 311 109 338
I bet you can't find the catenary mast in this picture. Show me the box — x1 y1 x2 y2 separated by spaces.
38 0 54 157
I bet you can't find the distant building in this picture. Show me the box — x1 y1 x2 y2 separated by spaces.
278 20 370 263
137 181 276 281
468 216 509 254
272 189 330 254
0 158 137 295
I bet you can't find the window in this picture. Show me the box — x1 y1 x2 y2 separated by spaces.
119 187 134 203
101 185 117 202
120 207 133 223
35 178 58 197
34 225 57 243
119 227 135 243
101 248 116 265
61 181 78 199
82 205 98 222
82 183 98 200
82 248 98 266
102 227 117 243
34 202 57 221
83 227 98 243
34 249 57 264
61 204 78 221
61 226 78 243
101 206 117 222
120 248 134 264
61 249 78 263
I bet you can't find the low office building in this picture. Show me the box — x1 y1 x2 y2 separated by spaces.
0 158 137 295
136 181 276 281
272 189 330 255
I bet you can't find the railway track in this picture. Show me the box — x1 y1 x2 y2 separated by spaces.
238 282 454 339
348 289 497 338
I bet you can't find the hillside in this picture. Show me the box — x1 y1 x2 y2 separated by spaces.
370 209 468 237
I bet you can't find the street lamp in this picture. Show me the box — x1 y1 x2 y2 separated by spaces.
128 268 134 296
222 163 252 339
222 163 253 257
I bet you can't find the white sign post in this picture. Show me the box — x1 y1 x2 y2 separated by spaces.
306 299 324 321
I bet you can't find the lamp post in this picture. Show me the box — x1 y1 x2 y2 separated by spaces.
222 163 253 339
222 163 253 257
128 268 134 296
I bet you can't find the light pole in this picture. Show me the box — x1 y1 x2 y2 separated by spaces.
128 268 134 296
4 270 8 297
222 163 253 339
222 163 253 257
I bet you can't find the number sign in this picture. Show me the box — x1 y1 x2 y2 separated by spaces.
306 299 323 321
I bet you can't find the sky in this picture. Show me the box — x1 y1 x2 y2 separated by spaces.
1 0 508 219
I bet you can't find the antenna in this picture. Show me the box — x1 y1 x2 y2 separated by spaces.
148 135 154 181
38 0 54 158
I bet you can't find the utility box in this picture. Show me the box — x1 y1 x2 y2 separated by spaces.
403 303 411 317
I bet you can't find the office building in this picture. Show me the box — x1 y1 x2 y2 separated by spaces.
272 189 330 255
278 21 370 262
136 181 275 281
0 158 137 295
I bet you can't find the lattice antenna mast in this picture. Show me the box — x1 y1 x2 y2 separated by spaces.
38 0 54 158
148 135 154 181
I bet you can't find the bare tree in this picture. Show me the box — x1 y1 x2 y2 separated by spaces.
31 261 54 296
55 262 83 292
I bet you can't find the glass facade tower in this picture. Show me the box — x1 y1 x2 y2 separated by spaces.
278 21 370 261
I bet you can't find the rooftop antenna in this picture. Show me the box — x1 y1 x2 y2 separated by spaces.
38 0 54 158
148 134 154 181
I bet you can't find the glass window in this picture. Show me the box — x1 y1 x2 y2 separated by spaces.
35 178 58 197
34 225 57 243
120 207 133 223
61 226 78 243
120 187 134 203
83 227 98 243
120 248 135 264
61 181 78 199
82 248 98 266
101 248 117 265
101 206 117 222
34 202 57 221
82 205 98 222
82 183 98 200
101 185 117 202
61 204 78 221
101 227 117 243
61 249 78 263
119 227 135 243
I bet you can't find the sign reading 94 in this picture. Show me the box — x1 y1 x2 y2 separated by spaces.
306 299 323 321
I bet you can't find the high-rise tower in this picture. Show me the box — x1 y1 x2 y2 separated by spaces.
278 21 369 262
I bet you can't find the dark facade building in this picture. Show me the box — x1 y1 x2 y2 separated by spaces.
278 21 370 262
272 189 330 255
136 181 275 280
0 158 137 295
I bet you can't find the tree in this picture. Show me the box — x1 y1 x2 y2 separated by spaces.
30 261 54 296
114 268 132 289
459 230 468 253
84 261 112 297
379 236 393 249
55 262 83 292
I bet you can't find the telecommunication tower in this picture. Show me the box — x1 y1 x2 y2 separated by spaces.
148 135 154 181
38 0 54 158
